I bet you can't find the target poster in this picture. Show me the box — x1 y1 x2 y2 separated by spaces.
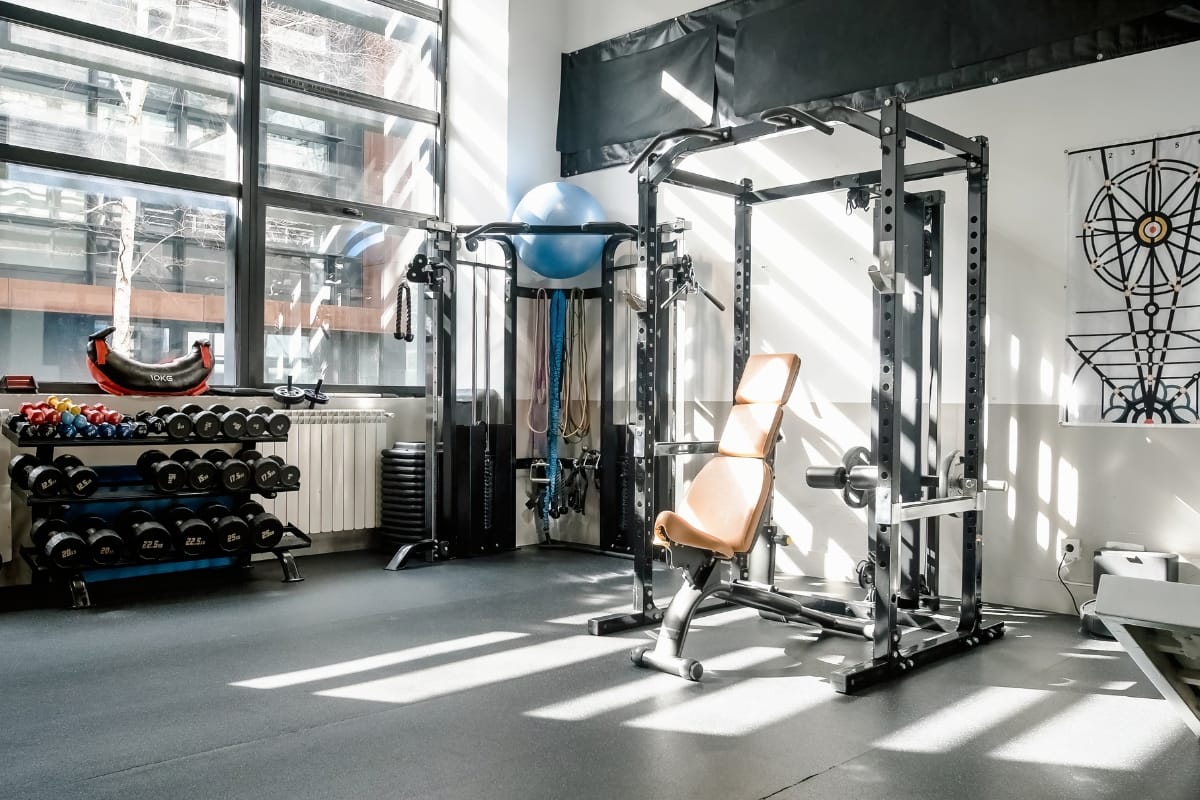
1064 130 1200 423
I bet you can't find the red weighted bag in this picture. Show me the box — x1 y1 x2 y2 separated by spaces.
86 326 213 396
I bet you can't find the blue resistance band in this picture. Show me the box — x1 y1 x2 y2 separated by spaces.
544 289 568 520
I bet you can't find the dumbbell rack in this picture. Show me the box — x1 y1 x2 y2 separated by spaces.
5 425 312 609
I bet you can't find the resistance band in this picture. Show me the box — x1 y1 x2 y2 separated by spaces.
560 288 590 443
527 289 549 453
543 290 568 520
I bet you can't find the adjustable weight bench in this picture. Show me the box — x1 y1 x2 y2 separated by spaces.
632 353 875 680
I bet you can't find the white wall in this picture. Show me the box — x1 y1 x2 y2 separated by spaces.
554 1 1200 613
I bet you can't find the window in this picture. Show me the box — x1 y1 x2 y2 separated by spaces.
261 84 436 211
0 23 239 180
0 164 235 383
262 0 438 109
33 0 243 59
0 0 443 390
263 206 423 385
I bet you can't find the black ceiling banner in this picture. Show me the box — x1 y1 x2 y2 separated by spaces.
558 0 1200 176
557 27 718 155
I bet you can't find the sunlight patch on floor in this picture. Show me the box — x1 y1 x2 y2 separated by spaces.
231 631 529 689
873 687 1049 753
316 636 632 705
525 646 785 721
990 695 1182 769
623 674 832 736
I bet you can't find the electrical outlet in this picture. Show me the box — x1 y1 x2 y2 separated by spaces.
1061 538 1082 566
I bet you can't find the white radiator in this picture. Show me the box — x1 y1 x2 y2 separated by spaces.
255 409 391 536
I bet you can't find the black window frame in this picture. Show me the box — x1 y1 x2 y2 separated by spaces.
0 0 445 396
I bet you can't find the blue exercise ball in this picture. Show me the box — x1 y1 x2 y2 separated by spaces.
512 182 607 279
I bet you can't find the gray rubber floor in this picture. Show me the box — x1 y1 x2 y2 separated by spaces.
2 548 1197 800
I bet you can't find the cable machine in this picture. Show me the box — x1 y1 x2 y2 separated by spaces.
388 218 692 611
623 98 1009 692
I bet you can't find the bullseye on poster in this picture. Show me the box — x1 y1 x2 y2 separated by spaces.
1064 130 1200 423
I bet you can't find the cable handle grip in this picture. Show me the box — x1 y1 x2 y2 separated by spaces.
805 465 847 490
699 285 727 312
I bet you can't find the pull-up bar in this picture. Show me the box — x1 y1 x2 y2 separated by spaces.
462 221 638 251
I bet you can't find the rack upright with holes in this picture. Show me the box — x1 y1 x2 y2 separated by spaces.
5 423 311 609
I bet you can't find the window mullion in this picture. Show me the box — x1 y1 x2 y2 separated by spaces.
237 0 265 386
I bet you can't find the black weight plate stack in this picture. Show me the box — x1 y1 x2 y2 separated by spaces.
380 442 425 543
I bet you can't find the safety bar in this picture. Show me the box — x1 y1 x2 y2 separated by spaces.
759 106 835 136
654 440 719 456
628 127 729 174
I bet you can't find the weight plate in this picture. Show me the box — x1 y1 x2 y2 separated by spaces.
381 483 424 492
381 506 425 516
381 520 426 530
381 505 425 514
381 492 424 502
381 491 425 502
381 524 425 532
272 384 306 405
381 498 424 508
381 506 424 517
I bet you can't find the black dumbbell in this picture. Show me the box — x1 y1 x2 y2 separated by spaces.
172 448 219 491
30 517 88 569
76 515 124 566
161 505 213 558
253 406 291 437
153 405 194 440
8 454 64 497
207 404 249 439
202 449 253 491
180 403 220 440
135 410 167 436
236 407 268 438
197 503 250 554
116 508 172 562
7 415 39 441
234 449 280 490
136 449 188 493
267 456 301 488
236 501 284 551
53 454 100 497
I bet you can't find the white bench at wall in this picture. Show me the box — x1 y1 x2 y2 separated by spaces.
1095 575 1200 739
